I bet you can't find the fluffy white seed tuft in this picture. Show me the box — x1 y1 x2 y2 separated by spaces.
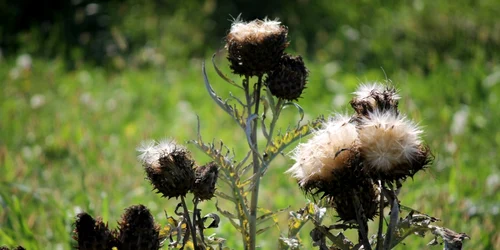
287 114 358 186
353 82 385 100
137 139 181 166
358 111 422 172
354 82 400 99
229 18 283 43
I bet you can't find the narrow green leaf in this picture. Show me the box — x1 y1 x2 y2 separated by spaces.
202 62 246 128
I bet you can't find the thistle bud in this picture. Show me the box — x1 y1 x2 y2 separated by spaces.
266 54 308 101
117 205 163 250
226 18 288 77
73 213 116 250
138 139 195 199
193 162 219 201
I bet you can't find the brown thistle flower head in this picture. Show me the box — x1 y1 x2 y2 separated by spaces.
287 114 379 221
357 110 432 181
226 18 288 77
73 213 116 250
266 54 308 101
327 177 379 222
193 161 219 201
138 139 195 199
350 82 400 117
117 205 163 250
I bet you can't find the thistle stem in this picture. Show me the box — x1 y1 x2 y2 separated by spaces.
265 99 284 149
376 180 385 250
353 192 372 250
180 196 199 249
249 75 263 250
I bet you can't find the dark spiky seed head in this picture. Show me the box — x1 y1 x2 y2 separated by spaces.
117 204 163 250
301 154 379 222
266 54 308 101
73 213 116 250
144 148 195 199
0 247 26 250
367 145 433 183
193 162 219 201
328 178 379 222
226 19 288 77
350 83 400 117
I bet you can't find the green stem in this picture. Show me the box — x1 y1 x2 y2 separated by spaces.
249 75 263 250
265 99 284 149
181 196 199 249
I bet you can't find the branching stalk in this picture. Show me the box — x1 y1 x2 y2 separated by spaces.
249 75 263 250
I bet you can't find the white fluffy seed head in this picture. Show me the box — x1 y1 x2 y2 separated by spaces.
137 139 182 166
353 82 400 103
353 82 385 100
229 18 284 43
287 114 358 186
358 111 422 172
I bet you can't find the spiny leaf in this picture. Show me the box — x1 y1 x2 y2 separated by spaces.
202 61 246 128
256 207 289 225
211 52 242 89
388 210 469 249
256 225 274 235
215 191 237 203
263 116 325 164
215 202 238 220
190 137 234 170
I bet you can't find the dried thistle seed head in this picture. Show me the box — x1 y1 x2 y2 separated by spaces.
358 111 432 181
117 205 163 250
327 178 379 222
73 213 116 250
350 82 400 116
138 139 195 199
287 114 359 189
193 162 219 201
266 54 308 101
226 18 288 76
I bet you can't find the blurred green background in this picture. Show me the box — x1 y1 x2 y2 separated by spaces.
1 0 499 249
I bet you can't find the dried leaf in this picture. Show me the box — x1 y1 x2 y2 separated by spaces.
279 237 301 250
263 116 324 165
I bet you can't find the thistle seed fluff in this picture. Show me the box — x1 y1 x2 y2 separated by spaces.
287 114 358 186
358 111 422 172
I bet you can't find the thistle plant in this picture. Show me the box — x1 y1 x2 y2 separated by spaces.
68 17 469 250
194 18 467 249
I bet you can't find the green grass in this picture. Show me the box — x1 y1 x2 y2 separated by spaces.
1 54 499 249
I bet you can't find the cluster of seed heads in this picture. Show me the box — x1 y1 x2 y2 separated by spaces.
73 205 163 250
137 139 219 200
226 18 308 101
287 83 432 221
